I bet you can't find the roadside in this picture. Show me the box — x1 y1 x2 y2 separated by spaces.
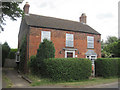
2 68 118 88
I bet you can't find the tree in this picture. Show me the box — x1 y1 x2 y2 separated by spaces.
36 39 55 60
2 42 10 67
102 36 119 58
105 36 118 44
29 39 55 75
1 2 23 31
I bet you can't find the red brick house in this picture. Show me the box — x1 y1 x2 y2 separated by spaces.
18 3 101 65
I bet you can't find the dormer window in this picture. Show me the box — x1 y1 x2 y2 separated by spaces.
66 33 74 47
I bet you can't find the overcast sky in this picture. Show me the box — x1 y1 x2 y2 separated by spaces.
0 0 119 48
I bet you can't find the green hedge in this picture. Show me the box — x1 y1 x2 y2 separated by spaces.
95 58 119 78
43 58 92 81
8 49 17 59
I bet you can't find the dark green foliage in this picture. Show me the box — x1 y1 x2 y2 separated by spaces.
102 36 120 58
95 58 119 78
36 39 55 59
105 36 118 44
43 58 92 81
8 49 18 59
19 36 27 72
28 56 38 74
118 59 120 78
2 42 10 67
29 39 55 75
1 2 23 31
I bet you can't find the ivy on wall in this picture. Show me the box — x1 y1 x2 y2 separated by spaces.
19 36 27 73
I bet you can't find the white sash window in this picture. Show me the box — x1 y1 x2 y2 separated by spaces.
41 31 51 42
66 33 74 47
87 36 94 48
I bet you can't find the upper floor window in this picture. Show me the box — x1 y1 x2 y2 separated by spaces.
41 31 51 42
66 33 74 47
87 36 94 48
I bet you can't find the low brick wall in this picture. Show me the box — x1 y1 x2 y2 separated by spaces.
4 59 16 68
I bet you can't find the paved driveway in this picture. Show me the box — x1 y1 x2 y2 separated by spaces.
2 68 30 88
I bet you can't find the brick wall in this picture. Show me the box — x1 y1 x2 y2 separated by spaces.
28 26 101 60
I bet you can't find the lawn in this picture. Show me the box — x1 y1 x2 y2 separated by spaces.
25 74 118 87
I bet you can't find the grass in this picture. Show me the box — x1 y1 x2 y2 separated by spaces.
25 74 118 87
2 73 13 88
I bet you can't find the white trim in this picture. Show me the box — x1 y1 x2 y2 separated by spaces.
87 36 94 48
86 55 97 60
66 33 74 47
65 50 75 58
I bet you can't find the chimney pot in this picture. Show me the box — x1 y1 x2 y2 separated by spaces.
80 13 87 24
23 2 30 15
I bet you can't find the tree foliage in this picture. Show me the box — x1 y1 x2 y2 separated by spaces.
101 36 120 57
29 39 55 75
1 2 23 31
2 42 10 67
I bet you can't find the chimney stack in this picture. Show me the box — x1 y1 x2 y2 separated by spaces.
80 13 87 24
23 2 30 15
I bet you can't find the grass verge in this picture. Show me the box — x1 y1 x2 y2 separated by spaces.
26 74 118 87
2 73 13 88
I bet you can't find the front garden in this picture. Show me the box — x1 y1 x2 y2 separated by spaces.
19 38 119 86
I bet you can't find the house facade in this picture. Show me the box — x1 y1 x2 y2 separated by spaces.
18 3 101 66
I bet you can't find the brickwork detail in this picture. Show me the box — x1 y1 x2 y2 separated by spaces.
28 27 101 59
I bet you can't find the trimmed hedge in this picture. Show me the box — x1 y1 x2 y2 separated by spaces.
43 58 92 81
95 58 119 78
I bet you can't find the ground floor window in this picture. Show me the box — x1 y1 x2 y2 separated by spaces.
65 50 75 58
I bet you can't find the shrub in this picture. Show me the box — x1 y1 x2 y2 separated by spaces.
29 39 55 75
95 58 119 78
28 56 38 74
2 42 10 67
36 39 55 60
43 58 92 81
8 49 18 59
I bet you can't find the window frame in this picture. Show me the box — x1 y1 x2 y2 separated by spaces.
66 33 74 47
41 31 51 42
87 36 94 49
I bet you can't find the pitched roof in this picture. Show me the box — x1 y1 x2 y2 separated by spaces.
24 14 100 35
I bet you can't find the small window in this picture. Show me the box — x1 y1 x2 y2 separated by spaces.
41 31 51 42
66 33 74 47
87 36 94 48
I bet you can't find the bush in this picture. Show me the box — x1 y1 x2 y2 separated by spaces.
2 42 10 67
36 39 55 60
28 56 38 74
29 39 55 75
8 49 18 59
43 58 92 81
95 58 119 78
